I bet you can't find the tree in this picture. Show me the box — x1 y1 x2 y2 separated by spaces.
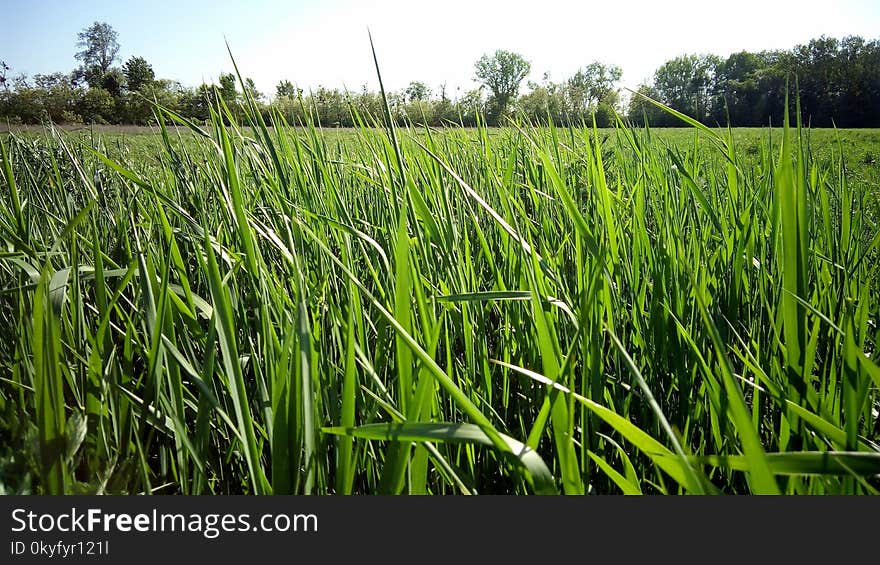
30 73 79 122
520 83 564 123
0 60 9 91
626 84 667 125
427 87 454 124
652 54 721 123
180 84 213 121
457 88 486 125
276 80 299 99
121 79 183 124
70 65 101 89
474 50 531 122
78 87 114 123
711 51 771 125
836 36 880 127
75 22 120 75
218 73 237 104
519 73 563 124
244 78 263 102
123 56 155 91
567 63 622 110
99 68 125 97
405 81 430 102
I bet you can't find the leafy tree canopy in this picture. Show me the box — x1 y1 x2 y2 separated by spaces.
123 56 155 92
75 21 120 74
474 50 530 118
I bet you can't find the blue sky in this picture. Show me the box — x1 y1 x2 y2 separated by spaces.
2 0 879 99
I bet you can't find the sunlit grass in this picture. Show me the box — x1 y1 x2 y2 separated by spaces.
0 80 878 494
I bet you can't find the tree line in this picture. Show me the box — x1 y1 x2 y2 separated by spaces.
1 22 878 128
629 36 880 127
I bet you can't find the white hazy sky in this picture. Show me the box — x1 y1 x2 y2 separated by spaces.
2 0 879 98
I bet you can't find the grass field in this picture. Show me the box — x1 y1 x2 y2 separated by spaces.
1 100 879 494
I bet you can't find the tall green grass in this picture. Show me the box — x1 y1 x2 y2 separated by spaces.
0 79 878 494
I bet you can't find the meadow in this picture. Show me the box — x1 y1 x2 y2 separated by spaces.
1 96 879 494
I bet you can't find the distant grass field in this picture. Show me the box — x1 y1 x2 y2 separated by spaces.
4 124 878 186
1 108 878 494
